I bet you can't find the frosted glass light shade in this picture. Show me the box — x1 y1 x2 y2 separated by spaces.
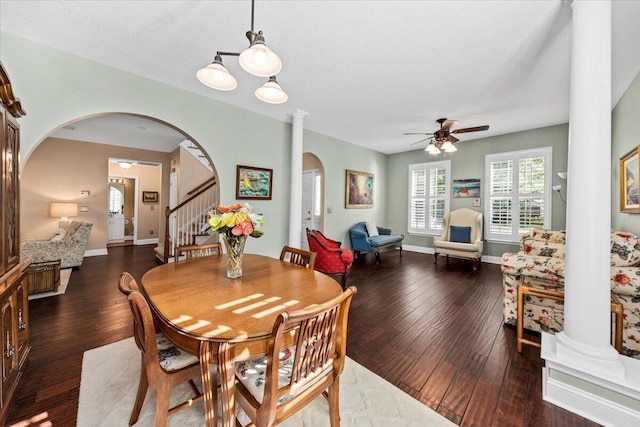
118 161 132 169
425 144 440 155
50 202 78 219
443 142 457 153
239 42 282 77
255 77 288 104
197 62 238 91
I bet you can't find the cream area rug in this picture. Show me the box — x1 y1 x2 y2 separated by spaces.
78 338 456 427
28 268 72 300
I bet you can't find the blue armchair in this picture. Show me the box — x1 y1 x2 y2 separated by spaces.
349 222 403 264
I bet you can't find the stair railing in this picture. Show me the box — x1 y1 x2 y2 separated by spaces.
162 177 217 262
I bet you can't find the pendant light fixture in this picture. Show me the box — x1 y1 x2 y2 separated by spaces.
197 0 287 103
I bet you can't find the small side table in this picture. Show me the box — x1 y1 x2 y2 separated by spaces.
516 277 623 353
26 260 61 294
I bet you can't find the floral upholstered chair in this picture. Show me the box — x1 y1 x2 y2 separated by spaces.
502 228 640 359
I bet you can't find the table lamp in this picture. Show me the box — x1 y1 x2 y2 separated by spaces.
50 202 78 229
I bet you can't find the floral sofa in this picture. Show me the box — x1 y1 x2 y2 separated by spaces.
20 221 93 268
502 228 640 358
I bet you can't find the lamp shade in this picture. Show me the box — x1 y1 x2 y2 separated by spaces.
255 76 288 104
239 42 282 77
197 60 238 91
50 202 78 219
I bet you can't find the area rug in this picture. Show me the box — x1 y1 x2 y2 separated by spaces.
28 268 72 300
78 338 455 427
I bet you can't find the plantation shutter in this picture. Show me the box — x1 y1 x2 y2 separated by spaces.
408 160 450 235
484 148 551 242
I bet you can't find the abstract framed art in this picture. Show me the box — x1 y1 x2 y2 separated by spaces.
345 169 374 208
620 146 640 213
236 165 273 200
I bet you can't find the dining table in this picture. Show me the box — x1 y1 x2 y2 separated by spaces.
141 253 344 427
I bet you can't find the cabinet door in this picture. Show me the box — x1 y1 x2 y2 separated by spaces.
14 279 28 361
2 112 20 274
0 297 13 407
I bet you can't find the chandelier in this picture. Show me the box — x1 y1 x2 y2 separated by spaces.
196 0 288 104
425 139 457 155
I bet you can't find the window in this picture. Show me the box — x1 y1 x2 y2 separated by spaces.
408 160 450 235
484 147 552 242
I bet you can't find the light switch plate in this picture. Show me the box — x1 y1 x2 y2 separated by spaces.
80 190 90 197
80 206 89 212
473 198 481 207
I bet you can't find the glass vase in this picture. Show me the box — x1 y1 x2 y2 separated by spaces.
222 234 247 279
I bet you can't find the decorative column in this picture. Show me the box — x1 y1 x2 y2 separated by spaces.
288 109 308 247
554 0 621 371
541 1 640 424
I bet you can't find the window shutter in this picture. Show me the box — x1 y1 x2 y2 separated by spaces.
408 160 450 235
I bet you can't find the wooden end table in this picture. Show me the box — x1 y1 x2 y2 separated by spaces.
26 260 61 294
516 277 623 353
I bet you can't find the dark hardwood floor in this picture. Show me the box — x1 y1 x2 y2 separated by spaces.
7 246 600 426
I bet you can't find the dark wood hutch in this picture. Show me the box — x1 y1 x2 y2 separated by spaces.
0 61 29 425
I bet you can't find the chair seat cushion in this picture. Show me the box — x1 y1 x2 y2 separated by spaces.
235 346 330 405
236 347 295 404
434 240 479 253
368 235 403 248
156 333 199 372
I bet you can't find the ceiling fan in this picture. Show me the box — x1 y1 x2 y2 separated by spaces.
405 118 490 154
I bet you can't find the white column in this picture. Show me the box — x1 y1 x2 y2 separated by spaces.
288 109 308 248
540 1 640 424
555 0 621 371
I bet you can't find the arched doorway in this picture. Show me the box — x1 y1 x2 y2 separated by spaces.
301 152 324 250
20 113 219 260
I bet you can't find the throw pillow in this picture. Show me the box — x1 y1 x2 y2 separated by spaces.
365 221 379 237
450 225 471 243
50 229 67 242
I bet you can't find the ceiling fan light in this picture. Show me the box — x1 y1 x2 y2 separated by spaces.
441 141 454 150
239 37 282 77
444 144 457 153
255 76 288 104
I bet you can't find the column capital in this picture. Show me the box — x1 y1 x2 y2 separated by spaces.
289 109 309 121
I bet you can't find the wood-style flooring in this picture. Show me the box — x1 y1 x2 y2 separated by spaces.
7 245 600 426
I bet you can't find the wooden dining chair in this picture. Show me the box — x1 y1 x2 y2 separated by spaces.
279 245 317 270
234 286 357 427
177 242 222 261
118 273 209 426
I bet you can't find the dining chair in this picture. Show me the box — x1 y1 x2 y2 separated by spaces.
279 245 317 270
177 242 222 260
118 273 209 426
234 286 357 427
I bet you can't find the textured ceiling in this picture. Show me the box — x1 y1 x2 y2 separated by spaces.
1 0 639 154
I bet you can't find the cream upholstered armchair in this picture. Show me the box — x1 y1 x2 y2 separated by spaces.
20 221 92 268
433 208 483 270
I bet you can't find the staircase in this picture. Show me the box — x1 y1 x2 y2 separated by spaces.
154 177 217 263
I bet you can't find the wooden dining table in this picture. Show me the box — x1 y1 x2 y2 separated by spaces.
141 253 343 427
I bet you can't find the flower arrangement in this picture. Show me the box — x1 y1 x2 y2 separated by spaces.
207 203 264 278
207 203 264 238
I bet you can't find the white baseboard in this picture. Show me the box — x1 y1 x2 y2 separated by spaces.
136 238 159 245
84 248 108 257
402 245 502 265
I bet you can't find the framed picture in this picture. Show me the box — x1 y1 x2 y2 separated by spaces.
142 191 158 203
236 165 273 200
453 178 481 198
620 146 640 213
345 169 374 209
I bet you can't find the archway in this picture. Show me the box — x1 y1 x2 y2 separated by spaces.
302 152 325 250
20 112 219 259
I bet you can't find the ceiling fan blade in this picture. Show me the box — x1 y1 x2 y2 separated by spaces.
441 119 459 131
447 135 459 143
410 137 431 146
403 132 434 136
451 125 490 134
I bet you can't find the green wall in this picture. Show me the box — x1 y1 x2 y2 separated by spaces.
612 71 640 233
0 32 387 257
386 124 569 258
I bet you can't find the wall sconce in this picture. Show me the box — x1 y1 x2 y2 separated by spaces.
552 185 566 203
557 172 567 180
50 202 79 228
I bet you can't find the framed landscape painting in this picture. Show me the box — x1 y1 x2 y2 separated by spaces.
453 178 481 198
236 165 273 200
345 169 374 208
620 146 640 213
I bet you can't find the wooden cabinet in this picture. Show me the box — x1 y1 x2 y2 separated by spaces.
0 61 28 425
108 215 125 242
